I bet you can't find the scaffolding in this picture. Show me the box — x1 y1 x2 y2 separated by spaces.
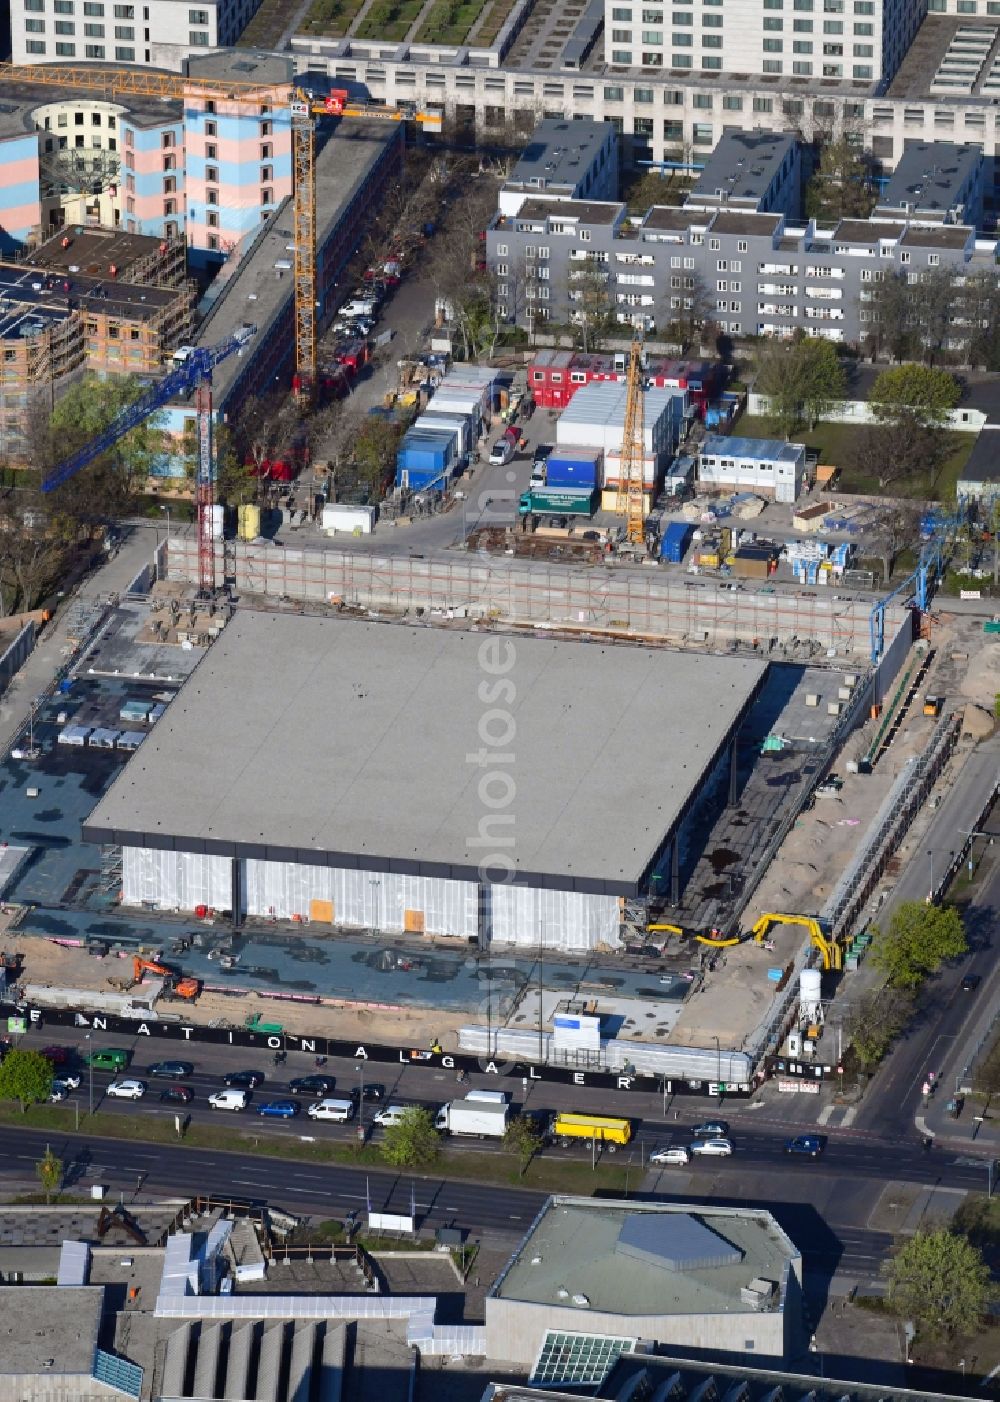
167 537 910 658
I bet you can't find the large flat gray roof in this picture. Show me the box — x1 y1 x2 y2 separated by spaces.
0 1285 103 1374
492 1198 797 1316
85 613 765 893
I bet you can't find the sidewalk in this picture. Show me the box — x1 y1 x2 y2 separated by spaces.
0 526 158 756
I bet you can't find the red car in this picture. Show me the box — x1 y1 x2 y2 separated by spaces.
159 1085 194 1105
42 1045 71 1066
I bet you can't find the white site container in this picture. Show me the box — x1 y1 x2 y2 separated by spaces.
556 381 682 457
322 503 376 534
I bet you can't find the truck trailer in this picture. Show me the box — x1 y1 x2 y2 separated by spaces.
518 488 598 517
435 1097 510 1138
550 1112 632 1148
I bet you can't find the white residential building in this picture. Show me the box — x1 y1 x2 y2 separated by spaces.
11 0 264 69
602 0 926 88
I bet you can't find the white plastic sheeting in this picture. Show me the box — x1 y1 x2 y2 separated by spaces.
244 858 478 939
123 846 231 912
488 885 621 951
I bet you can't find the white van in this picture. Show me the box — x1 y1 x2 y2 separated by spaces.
372 1104 410 1128
341 297 376 319
209 1088 248 1112
307 1098 355 1122
464 1089 509 1105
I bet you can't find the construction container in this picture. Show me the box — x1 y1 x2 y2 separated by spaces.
732 548 773 580
322 503 376 534
209 504 225 539
417 411 471 459
545 450 601 490
600 488 654 516
697 551 720 569
602 450 659 491
395 427 455 491
238 504 261 541
659 522 693 563
556 381 685 458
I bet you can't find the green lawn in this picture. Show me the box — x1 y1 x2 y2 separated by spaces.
0 1099 633 1195
413 0 485 44
734 414 975 503
354 0 426 40
298 0 368 36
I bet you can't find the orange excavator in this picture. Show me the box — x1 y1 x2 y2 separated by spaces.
132 956 200 1000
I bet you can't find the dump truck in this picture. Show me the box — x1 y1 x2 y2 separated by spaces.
550 1112 632 1148
435 1097 510 1138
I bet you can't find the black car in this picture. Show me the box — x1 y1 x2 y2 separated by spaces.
961 973 982 992
148 1060 194 1079
224 1070 265 1089
160 1085 194 1105
784 1134 826 1158
350 1083 386 1103
289 1075 337 1096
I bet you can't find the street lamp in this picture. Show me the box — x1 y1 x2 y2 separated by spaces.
356 1062 365 1143
85 1032 93 1117
927 848 934 902
714 1035 722 1097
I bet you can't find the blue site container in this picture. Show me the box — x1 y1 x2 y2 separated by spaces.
545 451 601 490
396 427 454 491
660 522 693 563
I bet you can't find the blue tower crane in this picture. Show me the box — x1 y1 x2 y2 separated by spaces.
42 325 256 595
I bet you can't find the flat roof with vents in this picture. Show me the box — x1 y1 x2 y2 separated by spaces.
491 1197 798 1317
686 131 797 211
84 613 766 895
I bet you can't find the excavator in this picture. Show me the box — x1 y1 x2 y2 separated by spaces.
132 956 200 1000
750 914 842 972
646 922 741 948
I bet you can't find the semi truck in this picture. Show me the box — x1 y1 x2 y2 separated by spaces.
435 1097 510 1138
518 488 598 517
550 1112 632 1149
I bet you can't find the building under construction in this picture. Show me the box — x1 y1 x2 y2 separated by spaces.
0 228 191 461
84 611 766 950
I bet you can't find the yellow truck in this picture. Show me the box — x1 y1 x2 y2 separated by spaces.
550 1112 632 1149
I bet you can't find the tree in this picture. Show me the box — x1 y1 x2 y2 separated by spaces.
913 266 957 367
864 272 916 364
35 1145 63 1204
870 365 961 429
379 1107 441 1168
872 901 968 989
804 135 875 221
754 337 847 437
0 490 67 615
870 500 923 583
567 259 615 352
843 421 946 495
845 985 915 1069
44 374 166 529
886 1228 990 1343
354 417 404 497
958 269 1000 371
503 1114 543 1174
661 270 716 354
0 1048 54 1112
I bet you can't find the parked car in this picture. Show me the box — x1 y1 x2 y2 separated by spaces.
49 1081 71 1102
691 1120 729 1138
961 973 982 992
56 1072 81 1090
160 1085 194 1105
148 1061 194 1079
224 1070 265 1089
257 1100 300 1119
42 1045 72 1066
649 1145 691 1166
289 1075 337 1096
87 1048 130 1071
106 1079 147 1100
372 1104 410 1127
690 1137 733 1156
784 1135 826 1158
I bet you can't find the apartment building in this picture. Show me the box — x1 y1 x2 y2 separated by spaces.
10 0 265 70
499 117 619 217
602 0 925 85
0 53 293 264
871 136 984 224
684 130 801 216
488 192 997 343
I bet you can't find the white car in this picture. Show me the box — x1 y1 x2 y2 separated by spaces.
106 1079 147 1100
49 1082 70 1102
690 1137 733 1157
650 1145 691 1166
58 1072 82 1090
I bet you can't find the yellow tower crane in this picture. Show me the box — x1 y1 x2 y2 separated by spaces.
0 65 440 404
615 331 646 544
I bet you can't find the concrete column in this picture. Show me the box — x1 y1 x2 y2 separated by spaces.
729 737 739 807
231 858 243 930
671 840 680 906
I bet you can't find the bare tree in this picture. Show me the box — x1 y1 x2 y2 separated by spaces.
0 490 67 615
566 257 614 352
660 270 715 353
